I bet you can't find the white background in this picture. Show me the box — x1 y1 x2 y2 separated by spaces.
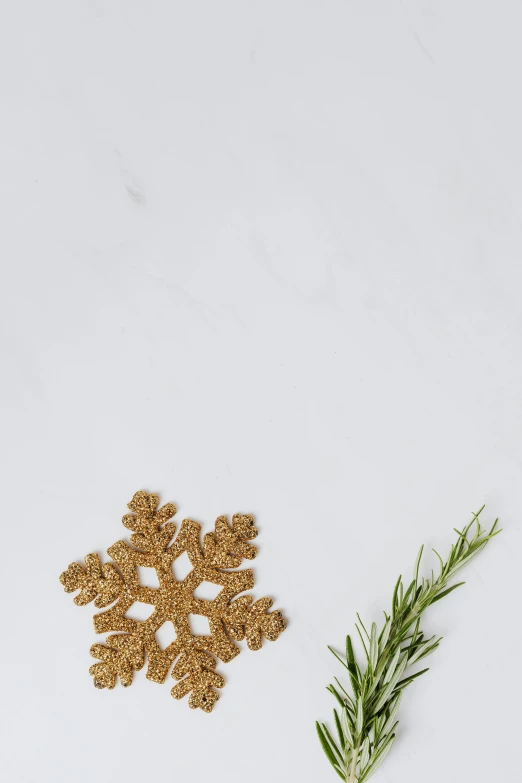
1 2 521 782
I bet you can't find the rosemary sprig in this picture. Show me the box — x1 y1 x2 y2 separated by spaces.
316 507 500 782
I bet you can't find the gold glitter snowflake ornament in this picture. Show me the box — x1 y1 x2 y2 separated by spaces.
60 491 287 712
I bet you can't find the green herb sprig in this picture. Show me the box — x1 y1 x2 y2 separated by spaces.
316 507 500 782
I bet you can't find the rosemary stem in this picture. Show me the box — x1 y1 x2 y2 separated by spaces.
317 513 499 782
347 741 360 783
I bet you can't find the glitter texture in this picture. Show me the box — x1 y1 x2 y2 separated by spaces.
59 491 287 712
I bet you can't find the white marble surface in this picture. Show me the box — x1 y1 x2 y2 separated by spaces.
2 2 521 781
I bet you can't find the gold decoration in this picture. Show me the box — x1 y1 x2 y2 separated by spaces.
59 491 287 712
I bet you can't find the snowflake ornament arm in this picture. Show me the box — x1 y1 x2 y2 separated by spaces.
59 491 287 712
